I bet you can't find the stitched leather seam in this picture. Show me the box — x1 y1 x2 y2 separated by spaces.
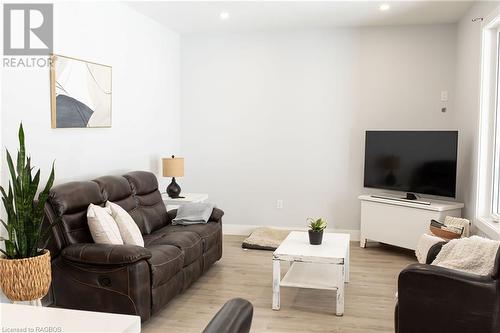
135 201 163 208
150 252 183 267
62 260 128 273
79 244 88 260
64 258 146 265
151 267 184 288
107 246 114 264
144 235 163 246
202 226 221 238
63 252 148 266
133 188 156 196
54 218 70 248
168 237 202 250
64 227 91 234
202 231 218 249
127 265 130 301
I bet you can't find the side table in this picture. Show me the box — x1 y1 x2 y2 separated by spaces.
162 193 209 210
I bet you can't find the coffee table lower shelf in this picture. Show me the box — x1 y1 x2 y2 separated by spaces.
280 262 340 290
273 260 346 316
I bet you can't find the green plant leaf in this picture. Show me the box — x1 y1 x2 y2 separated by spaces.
6 150 19 197
35 162 54 215
308 217 327 231
0 248 9 258
0 124 56 259
17 123 25 175
35 217 61 255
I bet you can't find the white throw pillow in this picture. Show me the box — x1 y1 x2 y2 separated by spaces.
106 201 144 247
87 204 123 245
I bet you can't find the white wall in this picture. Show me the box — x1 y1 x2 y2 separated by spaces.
0 2 180 302
1 1 181 191
180 25 457 231
453 1 499 220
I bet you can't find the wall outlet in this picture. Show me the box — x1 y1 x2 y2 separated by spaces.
440 90 448 102
276 200 283 209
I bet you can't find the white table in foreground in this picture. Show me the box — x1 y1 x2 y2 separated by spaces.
272 231 350 316
0 304 140 333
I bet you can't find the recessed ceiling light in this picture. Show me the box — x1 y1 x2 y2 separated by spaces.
379 4 390 11
219 11 230 20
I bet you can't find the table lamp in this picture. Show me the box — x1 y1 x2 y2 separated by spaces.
162 155 184 198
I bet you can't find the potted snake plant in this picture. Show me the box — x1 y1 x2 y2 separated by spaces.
307 218 327 245
0 124 55 302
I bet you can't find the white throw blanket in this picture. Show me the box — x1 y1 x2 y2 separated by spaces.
172 202 215 225
415 233 444 264
432 236 500 276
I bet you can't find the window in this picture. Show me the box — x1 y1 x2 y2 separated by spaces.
477 10 500 229
490 31 500 219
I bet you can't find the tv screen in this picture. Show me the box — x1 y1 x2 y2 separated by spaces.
364 131 458 198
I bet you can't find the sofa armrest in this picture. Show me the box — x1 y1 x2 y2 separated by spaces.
400 263 494 288
167 209 177 222
397 263 498 333
425 241 446 264
209 208 224 222
167 207 225 223
202 298 253 333
61 243 152 265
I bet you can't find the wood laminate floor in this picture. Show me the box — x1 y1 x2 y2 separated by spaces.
142 235 415 333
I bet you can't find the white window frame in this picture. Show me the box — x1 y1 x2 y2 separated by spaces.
476 8 500 237
490 29 500 220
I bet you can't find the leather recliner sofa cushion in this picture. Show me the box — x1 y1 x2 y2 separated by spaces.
93 175 147 233
48 181 105 246
124 171 169 234
147 244 184 288
147 231 203 267
156 222 222 252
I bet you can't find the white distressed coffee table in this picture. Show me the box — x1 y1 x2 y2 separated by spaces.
272 231 350 316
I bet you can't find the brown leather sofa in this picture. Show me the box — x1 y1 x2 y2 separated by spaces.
43 171 223 322
395 242 500 333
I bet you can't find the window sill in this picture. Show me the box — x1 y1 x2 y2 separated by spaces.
475 217 500 240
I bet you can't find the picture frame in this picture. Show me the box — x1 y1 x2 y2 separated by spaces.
50 54 112 128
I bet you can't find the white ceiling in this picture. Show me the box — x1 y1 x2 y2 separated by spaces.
127 1 475 34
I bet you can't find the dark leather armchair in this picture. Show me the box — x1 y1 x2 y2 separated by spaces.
395 242 500 333
203 298 254 333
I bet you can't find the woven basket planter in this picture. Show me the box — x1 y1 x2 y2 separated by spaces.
0 249 51 301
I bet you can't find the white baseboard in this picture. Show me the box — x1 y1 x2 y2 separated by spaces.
223 223 360 241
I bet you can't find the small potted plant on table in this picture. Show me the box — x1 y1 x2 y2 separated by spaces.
0 124 55 304
307 218 327 245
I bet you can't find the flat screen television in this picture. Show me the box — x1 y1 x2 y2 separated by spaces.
363 131 458 198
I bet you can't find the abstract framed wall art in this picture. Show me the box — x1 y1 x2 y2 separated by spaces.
50 55 112 128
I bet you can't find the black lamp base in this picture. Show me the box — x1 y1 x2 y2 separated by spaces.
166 177 182 198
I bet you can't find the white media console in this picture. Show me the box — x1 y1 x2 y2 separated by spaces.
359 194 464 250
